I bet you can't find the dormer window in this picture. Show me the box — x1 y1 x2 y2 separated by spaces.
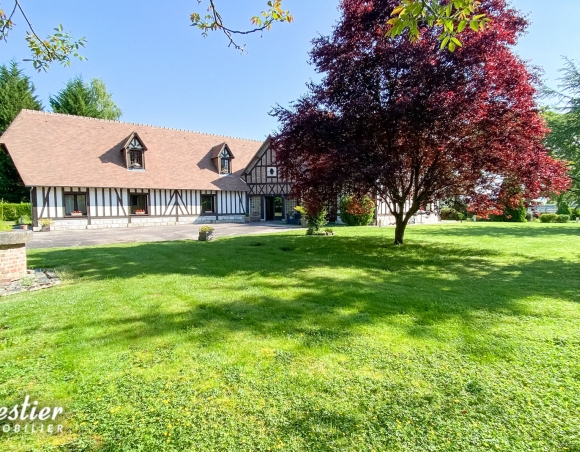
123 133 147 171
220 149 231 174
129 150 143 169
210 143 235 175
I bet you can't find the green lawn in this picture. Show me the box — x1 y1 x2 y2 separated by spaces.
1 223 579 451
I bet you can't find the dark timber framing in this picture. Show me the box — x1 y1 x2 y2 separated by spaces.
243 139 292 221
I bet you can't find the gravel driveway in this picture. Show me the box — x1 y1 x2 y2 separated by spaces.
28 222 299 249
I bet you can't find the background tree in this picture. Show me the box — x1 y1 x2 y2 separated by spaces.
50 76 122 120
0 60 41 202
544 59 580 206
272 0 569 245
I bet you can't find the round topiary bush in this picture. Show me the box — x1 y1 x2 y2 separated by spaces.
339 195 375 226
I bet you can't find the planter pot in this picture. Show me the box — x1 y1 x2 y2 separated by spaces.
198 232 213 241
40 225 51 232
300 218 308 228
244 216 250 222
134 212 146 216
71 212 83 217
19 225 28 230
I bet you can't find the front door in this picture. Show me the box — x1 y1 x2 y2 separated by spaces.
265 196 284 221
265 197 274 221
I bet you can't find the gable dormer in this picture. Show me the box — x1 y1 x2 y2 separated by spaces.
123 133 147 171
210 143 234 174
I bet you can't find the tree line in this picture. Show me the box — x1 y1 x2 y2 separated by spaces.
0 61 121 202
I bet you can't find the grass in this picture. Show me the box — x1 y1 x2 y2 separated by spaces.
0 222 579 451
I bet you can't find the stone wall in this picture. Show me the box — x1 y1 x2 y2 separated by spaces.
0 231 33 286
47 215 245 231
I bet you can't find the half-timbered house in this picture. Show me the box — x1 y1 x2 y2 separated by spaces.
0 110 267 230
1 110 439 230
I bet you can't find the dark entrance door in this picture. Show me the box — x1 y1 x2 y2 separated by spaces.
265 196 284 221
265 197 274 221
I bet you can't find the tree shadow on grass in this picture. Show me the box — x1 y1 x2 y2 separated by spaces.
25 232 580 354
414 223 580 239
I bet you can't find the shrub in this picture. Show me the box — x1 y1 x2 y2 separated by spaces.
525 213 533 221
0 202 31 222
503 201 527 222
0 221 12 231
556 201 572 216
440 207 459 220
555 214 570 223
572 208 580 220
306 207 327 233
339 195 375 226
539 213 557 223
199 226 214 233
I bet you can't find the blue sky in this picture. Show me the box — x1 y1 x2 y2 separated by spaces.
2 0 579 141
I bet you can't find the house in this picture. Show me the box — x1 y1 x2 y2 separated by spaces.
0 110 439 230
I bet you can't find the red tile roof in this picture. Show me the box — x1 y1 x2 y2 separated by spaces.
1 110 265 191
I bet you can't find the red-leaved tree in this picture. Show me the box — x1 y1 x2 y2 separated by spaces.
271 0 570 244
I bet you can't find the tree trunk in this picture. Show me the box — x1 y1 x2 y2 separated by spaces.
394 214 407 245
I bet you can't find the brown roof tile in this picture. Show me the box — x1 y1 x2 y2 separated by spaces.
0 110 265 191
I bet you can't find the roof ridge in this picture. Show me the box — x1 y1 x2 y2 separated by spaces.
19 109 264 143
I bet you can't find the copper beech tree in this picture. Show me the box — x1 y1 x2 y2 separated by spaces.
271 0 570 245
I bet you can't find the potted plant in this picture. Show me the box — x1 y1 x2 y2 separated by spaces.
71 210 83 217
245 213 250 223
134 209 146 215
295 206 308 227
198 225 214 241
39 218 53 232
18 215 31 230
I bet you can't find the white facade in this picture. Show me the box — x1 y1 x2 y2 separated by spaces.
33 186 246 231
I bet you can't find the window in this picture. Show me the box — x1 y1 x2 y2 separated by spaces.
130 194 148 215
220 157 230 174
64 193 87 216
201 195 215 214
129 150 143 169
250 196 261 218
219 148 231 174
125 134 146 170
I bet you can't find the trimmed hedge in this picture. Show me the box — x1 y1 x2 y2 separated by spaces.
539 213 570 223
0 202 31 222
